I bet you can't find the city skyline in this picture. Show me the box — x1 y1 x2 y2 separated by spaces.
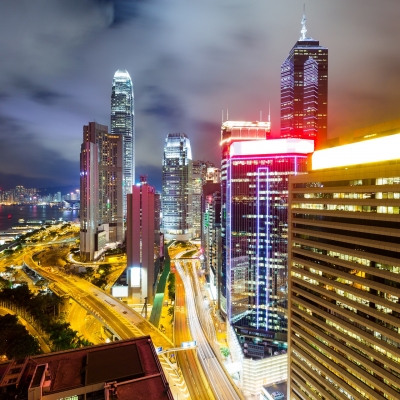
1 1 400 191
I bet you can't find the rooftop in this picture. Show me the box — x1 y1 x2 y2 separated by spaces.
0 337 173 400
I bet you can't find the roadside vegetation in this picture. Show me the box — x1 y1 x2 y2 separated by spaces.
0 314 40 359
0 284 92 355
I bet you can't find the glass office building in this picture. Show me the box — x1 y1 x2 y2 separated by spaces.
281 13 328 148
111 69 134 216
221 133 314 356
288 132 400 400
161 133 193 240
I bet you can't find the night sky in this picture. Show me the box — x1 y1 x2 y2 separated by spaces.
1 0 400 192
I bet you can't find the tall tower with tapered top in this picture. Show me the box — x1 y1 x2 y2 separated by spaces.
111 69 134 217
281 9 328 149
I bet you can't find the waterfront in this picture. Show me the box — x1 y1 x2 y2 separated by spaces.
0 205 79 231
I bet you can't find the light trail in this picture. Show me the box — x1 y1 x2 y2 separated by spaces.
175 261 242 400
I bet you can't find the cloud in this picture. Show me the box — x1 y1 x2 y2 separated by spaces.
1 0 400 191
0 113 78 188
0 0 113 94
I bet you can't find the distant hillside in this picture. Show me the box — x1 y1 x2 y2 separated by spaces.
38 185 79 196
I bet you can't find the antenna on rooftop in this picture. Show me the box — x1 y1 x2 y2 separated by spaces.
227 107 229 121
260 111 262 121
268 102 271 123
300 3 307 40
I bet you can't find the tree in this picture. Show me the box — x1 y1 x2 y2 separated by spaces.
220 347 230 358
6 334 40 359
0 276 11 289
0 314 40 359
48 322 79 351
34 278 48 289
167 306 174 318
167 273 175 301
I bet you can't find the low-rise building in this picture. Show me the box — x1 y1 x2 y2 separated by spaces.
0 337 173 400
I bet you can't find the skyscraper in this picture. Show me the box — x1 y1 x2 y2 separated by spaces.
288 131 400 400
281 11 328 148
111 69 135 216
161 133 193 241
126 178 156 304
192 160 205 238
220 120 314 394
192 160 217 238
80 140 99 262
80 122 123 261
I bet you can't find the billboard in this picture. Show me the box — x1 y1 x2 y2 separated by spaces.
111 286 128 298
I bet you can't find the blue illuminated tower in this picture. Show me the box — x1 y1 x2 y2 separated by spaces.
111 69 135 216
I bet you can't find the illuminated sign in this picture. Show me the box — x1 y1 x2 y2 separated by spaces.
181 341 196 348
230 138 314 158
111 286 128 298
312 133 400 170
130 266 141 287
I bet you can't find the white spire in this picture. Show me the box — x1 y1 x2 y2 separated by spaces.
268 102 271 123
300 4 307 40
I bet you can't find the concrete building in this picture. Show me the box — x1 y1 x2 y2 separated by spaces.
288 131 400 400
201 182 221 301
161 133 193 241
192 161 218 238
0 337 173 400
79 140 99 262
80 122 123 261
126 178 157 304
192 160 205 238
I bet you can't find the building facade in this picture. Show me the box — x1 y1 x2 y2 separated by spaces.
80 122 123 261
161 133 193 241
111 69 135 216
192 160 205 238
222 138 313 335
80 140 99 262
281 13 328 148
126 179 156 304
288 132 400 400
220 120 272 316
202 183 221 301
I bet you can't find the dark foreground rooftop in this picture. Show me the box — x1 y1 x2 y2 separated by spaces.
0 336 173 400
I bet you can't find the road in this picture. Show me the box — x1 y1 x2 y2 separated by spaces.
23 251 190 399
174 273 214 400
175 260 242 400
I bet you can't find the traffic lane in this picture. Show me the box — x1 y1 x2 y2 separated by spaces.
26 259 173 349
175 274 213 400
176 261 241 400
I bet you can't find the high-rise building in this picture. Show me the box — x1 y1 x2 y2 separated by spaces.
192 160 217 238
161 133 193 241
80 122 123 261
111 69 135 216
288 131 400 400
192 160 205 238
281 11 328 148
205 166 221 183
220 120 271 313
220 120 314 395
126 178 156 303
202 183 221 300
80 140 99 262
